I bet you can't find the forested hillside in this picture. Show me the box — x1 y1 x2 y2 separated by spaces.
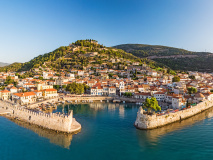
154 56 213 72
0 40 165 72
114 44 210 57
114 44 213 72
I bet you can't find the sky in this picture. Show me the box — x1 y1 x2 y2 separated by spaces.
1 0 213 63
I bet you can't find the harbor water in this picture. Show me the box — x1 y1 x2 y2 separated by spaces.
1 103 213 160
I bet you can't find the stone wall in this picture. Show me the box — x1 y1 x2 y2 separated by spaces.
0 101 80 133
12 106 73 132
135 100 213 129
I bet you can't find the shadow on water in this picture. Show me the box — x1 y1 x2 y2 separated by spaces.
136 107 213 146
6 117 79 149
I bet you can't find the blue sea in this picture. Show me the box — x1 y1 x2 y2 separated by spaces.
1 103 213 160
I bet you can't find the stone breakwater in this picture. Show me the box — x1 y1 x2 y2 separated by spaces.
0 101 81 133
135 100 213 129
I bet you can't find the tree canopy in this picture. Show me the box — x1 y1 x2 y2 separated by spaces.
187 87 197 94
4 76 17 86
189 75 195 80
172 76 180 82
143 97 161 113
66 82 88 95
124 92 132 97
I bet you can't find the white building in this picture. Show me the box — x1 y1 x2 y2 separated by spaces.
77 70 84 76
91 86 103 96
172 96 185 109
134 92 152 100
67 73 75 79
12 92 37 105
109 86 116 96
153 92 166 101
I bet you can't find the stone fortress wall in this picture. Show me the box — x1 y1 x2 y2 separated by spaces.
135 100 213 129
0 101 80 133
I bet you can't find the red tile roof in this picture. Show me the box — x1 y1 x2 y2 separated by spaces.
13 92 36 97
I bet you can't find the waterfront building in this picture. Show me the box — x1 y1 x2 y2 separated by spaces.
134 92 152 100
108 86 116 96
194 92 205 103
91 86 103 96
12 92 37 105
172 96 185 109
42 88 58 99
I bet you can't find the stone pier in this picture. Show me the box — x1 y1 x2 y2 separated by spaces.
0 100 81 133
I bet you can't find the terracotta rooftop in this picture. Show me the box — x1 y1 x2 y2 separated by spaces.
13 92 36 97
0 90 10 93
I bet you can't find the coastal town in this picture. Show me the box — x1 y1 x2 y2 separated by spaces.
0 63 213 110
0 40 213 133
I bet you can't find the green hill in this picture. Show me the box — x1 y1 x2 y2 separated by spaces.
0 40 165 73
114 44 213 72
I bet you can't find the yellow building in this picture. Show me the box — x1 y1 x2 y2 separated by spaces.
36 83 53 91
0 90 11 100
42 88 58 99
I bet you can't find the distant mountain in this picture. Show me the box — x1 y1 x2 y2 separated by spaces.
114 44 213 72
0 62 10 67
113 44 210 58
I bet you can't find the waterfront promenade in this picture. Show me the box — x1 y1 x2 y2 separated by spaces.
28 96 114 108
28 95 145 108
